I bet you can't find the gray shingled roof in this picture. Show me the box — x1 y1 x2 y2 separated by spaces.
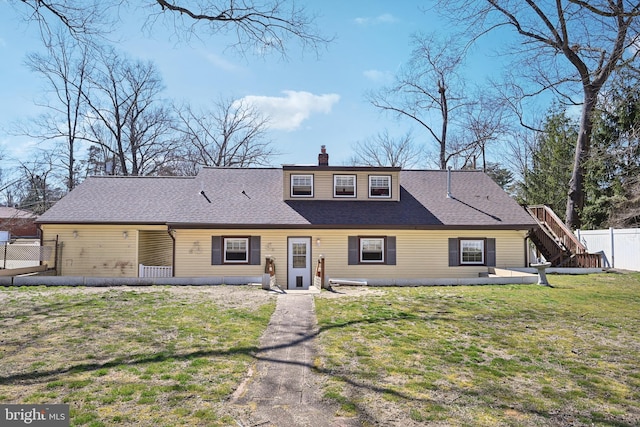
37 168 536 229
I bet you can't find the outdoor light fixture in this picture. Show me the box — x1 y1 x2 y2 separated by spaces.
123 231 128 239
316 238 321 247
72 231 78 238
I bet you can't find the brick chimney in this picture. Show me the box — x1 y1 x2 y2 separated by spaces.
318 145 329 166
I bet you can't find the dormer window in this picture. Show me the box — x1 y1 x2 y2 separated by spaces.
291 174 313 197
369 175 391 198
334 175 356 198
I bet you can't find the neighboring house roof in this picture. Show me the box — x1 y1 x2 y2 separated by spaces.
36 168 537 230
0 207 37 220
0 206 39 237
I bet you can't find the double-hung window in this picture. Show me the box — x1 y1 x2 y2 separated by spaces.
291 174 313 197
449 237 495 267
224 237 249 263
360 237 385 263
334 175 356 197
460 239 484 265
212 236 260 265
348 236 396 265
369 175 391 198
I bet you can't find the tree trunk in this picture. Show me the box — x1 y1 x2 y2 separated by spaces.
439 81 448 169
565 87 596 229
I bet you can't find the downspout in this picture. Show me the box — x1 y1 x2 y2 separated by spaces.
167 226 176 277
54 234 59 275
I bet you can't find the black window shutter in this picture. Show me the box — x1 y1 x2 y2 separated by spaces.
486 238 496 267
212 236 222 265
250 236 261 265
448 238 460 266
348 236 358 265
386 236 396 265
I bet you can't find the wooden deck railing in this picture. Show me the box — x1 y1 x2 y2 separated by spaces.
527 205 602 268
528 205 588 254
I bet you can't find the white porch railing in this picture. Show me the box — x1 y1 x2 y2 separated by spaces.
139 264 173 278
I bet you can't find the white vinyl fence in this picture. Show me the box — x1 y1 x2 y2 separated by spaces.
575 228 640 271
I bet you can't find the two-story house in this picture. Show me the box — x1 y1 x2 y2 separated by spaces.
36 146 537 287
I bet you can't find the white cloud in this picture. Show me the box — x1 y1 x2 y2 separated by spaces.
363 69 394 84
236 91 340 131
354 13 399 26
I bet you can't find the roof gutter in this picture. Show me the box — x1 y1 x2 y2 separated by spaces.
166 222 536 231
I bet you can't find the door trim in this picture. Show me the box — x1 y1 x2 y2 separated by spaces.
287 236 312 290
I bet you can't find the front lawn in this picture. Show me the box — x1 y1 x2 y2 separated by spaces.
0 286 276 426
315 273 640 426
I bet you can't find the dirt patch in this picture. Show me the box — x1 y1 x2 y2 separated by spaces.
317 285 387 299
0 284 272 310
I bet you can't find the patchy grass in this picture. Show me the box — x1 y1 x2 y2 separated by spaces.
315 273 640 426
0 286 276 427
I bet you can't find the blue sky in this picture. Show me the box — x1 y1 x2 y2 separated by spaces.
0 1 496 170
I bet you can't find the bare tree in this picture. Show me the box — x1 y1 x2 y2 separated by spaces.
11 0 111 41
14 152 64 214
457 94 509 171
20 29 90 191
349 131 423 168
148 0 328 56
439 0 640 228
82 48 177 176
11 1 328 56
368 33 472 169
173 97 276 173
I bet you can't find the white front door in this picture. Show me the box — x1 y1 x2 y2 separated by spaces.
288 237 311 290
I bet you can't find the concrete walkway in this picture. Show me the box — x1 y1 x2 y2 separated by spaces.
230 293 360 427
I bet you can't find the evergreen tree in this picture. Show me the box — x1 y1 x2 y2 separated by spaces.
484 163 514 192
586 73 640 228
522 108 577 221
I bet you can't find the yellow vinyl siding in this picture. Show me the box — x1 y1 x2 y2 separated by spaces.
40 224 169 277
40 224 140 277
41 225 527 281
174 230 266 278
173 228 528 283
283 169 400 201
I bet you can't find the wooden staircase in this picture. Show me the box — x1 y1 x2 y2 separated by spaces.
527 205 602 268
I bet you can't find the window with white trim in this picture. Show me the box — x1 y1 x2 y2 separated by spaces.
360 237 384 263
224 237 249 263
369 175 391 198
460 239 484 264
334 175 356 197
291 174 313 197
